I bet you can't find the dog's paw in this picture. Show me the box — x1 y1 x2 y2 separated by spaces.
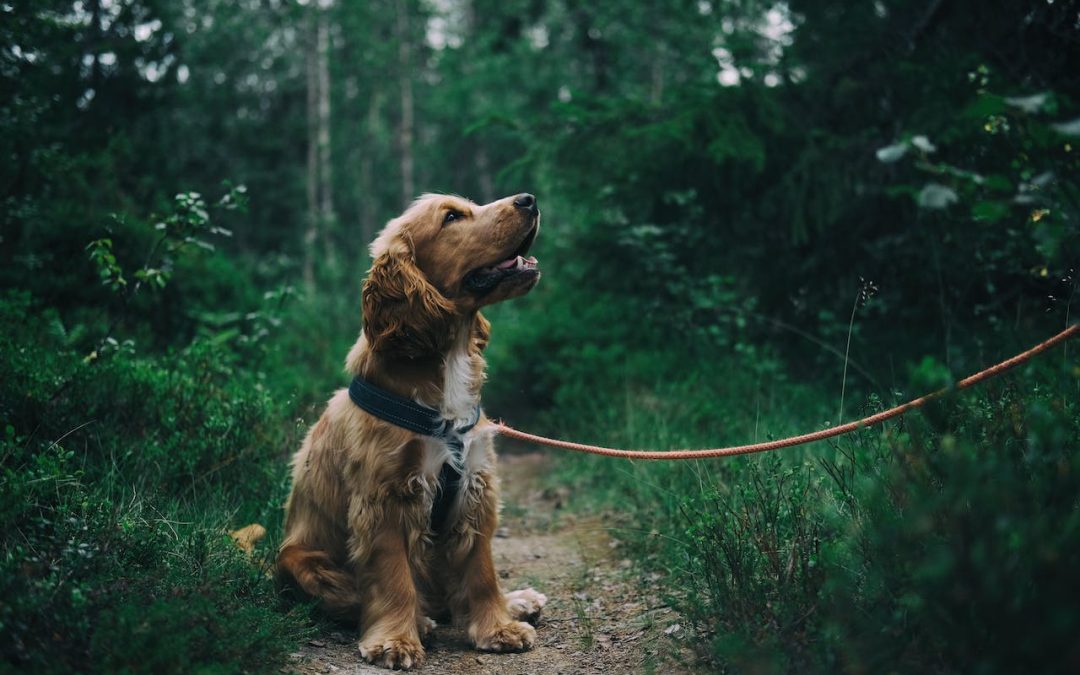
358 635 425 670
473 620 537 652
416 615 437 642
505 587 547 624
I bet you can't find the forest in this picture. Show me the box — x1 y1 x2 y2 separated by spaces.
1 0 1078 672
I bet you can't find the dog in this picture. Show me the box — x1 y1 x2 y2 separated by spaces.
276 193 547 670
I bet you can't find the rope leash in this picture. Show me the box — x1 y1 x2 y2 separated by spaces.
493 324 1078 460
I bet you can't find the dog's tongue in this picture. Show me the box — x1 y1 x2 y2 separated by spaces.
493 255 539 271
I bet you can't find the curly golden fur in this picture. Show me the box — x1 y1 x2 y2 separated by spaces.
277 193 546 670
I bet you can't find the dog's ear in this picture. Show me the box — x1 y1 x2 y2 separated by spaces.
362 243 455 358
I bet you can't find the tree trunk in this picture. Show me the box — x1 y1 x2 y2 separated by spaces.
360 89 380 249
475 146 494 203
396 0 415 208
303 7 319 292
465 0 493 203
317 4 336 272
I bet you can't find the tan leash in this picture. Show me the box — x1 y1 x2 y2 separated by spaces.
493 324 1079 460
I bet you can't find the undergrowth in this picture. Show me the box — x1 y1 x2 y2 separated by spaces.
537 348 1079 673
0 292 315 673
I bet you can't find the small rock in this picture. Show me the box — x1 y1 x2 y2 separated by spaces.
663 623 682 636
475 656 484 664
495 526 510 538
288 652 304 661
499 569 511 579
308 639 327 648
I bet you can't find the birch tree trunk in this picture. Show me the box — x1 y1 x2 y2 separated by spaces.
360 89 380 247
303 7 319 292
317 4 336 272
395 0 415 208
465 2 494 203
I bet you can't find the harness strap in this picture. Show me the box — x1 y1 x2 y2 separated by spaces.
347 376 479 532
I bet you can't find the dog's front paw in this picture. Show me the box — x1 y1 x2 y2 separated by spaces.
505 587 548 624
358 635 425 670
472 620 537 652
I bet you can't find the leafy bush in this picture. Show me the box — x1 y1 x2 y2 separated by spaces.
0 281 310 670
816 376 1080 673
0 432 305 674
540 352 1079 673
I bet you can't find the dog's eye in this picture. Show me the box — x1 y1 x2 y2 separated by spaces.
443 210 463 226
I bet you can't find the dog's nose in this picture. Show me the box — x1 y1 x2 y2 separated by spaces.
513 193 537 212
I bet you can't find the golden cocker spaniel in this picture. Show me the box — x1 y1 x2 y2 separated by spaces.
277 193 547 670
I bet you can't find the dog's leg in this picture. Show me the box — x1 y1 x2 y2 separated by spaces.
276 543 362 619
353 502 428 670
446 471 537 653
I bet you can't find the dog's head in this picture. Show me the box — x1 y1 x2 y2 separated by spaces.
362 193 541 357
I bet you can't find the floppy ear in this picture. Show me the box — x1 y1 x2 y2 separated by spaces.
362 246 456 358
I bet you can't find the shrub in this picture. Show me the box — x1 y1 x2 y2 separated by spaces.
0 290 309 673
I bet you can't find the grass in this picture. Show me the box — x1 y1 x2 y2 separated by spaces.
0 291 317 673
527 340 1080 673
4 233 1077 674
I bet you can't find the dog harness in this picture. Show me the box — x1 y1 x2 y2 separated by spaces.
347 376 480 533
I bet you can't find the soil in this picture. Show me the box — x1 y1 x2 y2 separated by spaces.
286 451 698 674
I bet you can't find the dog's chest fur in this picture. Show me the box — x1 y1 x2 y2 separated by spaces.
440 325 481 421
418 328 492 484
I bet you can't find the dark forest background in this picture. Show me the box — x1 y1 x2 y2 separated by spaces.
2 0 1078 672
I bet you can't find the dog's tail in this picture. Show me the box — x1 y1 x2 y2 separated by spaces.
276 543 363 619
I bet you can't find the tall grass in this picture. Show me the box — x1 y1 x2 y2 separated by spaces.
0 287 321 673
531 340 1080 673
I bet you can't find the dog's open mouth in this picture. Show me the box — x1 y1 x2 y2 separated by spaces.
463 224 540 293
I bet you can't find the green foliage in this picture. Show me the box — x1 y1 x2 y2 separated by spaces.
0 289 310 673
815 382 1080 673
86 238 127 292
0 435 305 674
542 358 1080 673
3 0 1080 672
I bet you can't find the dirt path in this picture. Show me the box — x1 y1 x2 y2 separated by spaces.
288 451 696 674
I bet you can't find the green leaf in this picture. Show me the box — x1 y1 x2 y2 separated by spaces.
983 174 1013 193
971 201 1009 223
962 93 1005 119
